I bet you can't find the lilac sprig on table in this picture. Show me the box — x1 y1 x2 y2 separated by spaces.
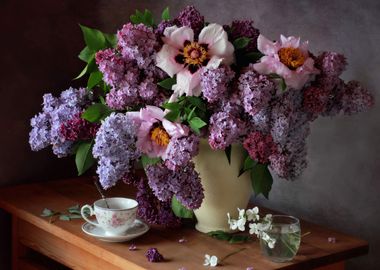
29 5 374 226
40 205 89 223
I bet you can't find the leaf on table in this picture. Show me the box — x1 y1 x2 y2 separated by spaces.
41 208 56 217
59 215 71 221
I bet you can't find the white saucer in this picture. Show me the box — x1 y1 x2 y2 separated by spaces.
82 219 149 242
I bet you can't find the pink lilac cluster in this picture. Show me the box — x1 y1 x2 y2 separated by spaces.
29 88 92 157
145 248 164 262
92 113 141 188
136 179 181 227
60 113 99 141
96 23 166 110
243 131 277 164
225 20 260 52
145 163 204 210
165 134 200 170
200 66 235 104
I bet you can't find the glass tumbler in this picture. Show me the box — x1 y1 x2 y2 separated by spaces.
260 215 301 263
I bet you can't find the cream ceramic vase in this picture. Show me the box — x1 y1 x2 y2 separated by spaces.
193 140 253 233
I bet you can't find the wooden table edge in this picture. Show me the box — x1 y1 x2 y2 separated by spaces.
0 200 146 270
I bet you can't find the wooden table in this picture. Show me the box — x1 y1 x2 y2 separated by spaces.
0 177 368 270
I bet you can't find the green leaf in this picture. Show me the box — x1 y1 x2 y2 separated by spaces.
143 9 154 26
74 64 88 80
157 77 176 90
225 145 232 164
130 14 141 24
99 96 106 105
87 71 103 89
250 164 273 199
187 106 197 121
67 205 81 215
245 51 264 62
68 214 82 219
75 141 95 176
141 155 161 168
41 208 55 217
238 155 257 176
79 24 106 51
104 33 117 48
81 103 112 123
164 110 180 122
186 96 206 111
233 37 251 49
280 78 287 91
229 235 249 243
171 196 194 219
162 102 181 111
207 230 232 241
268 73 287 91
74 58 97 80
130 9 154 26
59 215 71 221
78 46 95 63
189 117 207 129
161 7 170 20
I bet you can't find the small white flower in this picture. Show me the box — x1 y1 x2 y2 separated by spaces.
261 232 276 249
204 254 218 267
249 223 259 235
246 207 259 221
236 217 247 231
227 213 238 230
263 214 272 222
238 208 246 219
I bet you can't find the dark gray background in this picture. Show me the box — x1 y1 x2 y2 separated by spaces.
0 0 379 269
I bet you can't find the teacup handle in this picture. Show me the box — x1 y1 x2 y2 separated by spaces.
81 204 99 227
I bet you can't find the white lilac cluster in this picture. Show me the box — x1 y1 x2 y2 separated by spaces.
227 207 276 249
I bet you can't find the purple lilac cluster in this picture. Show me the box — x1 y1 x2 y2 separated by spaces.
238 67 276 116
136 178 181 227
29 88 92 157
155 5 204 38
175 5 204 36
269 89 310 179
96 23 166 110
165 134 200 170
92 113 141 188
145 248 164 262
145 163 204 210
200 66 235 104
208 106 246 150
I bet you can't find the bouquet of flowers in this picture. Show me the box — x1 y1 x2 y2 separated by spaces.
29 6 374 226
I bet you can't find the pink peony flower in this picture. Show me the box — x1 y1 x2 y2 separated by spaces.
127 106 189 159
156 24 234 97
253 34 319 90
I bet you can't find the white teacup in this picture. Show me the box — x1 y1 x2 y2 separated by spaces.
81 197 138 236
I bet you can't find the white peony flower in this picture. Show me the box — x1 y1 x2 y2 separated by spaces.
156 24 234 97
